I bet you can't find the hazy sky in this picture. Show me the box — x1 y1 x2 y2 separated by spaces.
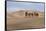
7 1 44 12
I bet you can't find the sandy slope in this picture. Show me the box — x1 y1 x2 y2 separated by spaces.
7 10 45 30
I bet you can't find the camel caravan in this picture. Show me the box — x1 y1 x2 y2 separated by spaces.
25 11 39 17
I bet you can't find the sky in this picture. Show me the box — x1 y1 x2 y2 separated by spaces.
7 1 44 12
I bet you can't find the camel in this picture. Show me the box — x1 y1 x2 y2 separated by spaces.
25 12 28 16
34 12 39 16
25 12 39 17
25 12 33 16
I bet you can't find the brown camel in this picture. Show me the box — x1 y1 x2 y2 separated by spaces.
34 12 39 16
28 13 33 16
25 12 28 16
25 12 33 16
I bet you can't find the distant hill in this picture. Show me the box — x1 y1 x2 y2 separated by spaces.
7 10 44 17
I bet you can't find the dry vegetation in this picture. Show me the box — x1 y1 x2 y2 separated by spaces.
7 10 45 30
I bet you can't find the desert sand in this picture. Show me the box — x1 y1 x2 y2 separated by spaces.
7 10 45 30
